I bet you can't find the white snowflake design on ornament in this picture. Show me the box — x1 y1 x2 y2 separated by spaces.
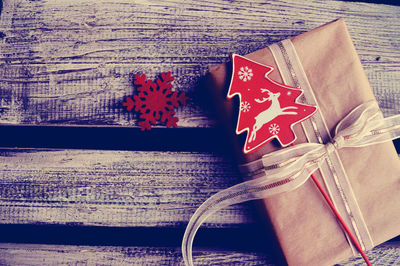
269 123 280 135
238 66 253 82
240 101 251 112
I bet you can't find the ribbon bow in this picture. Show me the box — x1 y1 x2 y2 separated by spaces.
182 100 400 266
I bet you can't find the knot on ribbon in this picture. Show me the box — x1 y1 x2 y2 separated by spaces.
325 141 336 155
325 135 344 154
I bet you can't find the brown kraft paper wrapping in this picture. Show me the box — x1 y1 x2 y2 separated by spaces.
205 18 400 265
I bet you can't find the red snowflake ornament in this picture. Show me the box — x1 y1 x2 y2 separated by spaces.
123 72 188 130
228 54 317 154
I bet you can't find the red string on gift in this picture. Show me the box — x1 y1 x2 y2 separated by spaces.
291 142 371 266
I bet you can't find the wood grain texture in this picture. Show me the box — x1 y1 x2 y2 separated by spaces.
0 148 256 227
0 0 399 127
0 242 399 266
0 0 399 265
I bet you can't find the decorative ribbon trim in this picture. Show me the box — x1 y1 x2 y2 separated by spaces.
182 100 400 266
269 39 375 253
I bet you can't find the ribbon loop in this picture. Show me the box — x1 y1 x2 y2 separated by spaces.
260 101 400 175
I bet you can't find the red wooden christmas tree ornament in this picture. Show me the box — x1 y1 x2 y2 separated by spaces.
228 54 317 154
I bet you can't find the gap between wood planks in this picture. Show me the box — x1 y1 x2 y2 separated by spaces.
0 125 231 153
0 223 285 264
0 125 399 153
0 223 398 262
0 223 284 254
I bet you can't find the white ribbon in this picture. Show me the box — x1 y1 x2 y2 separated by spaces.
269 39 374 253
182 100 400 266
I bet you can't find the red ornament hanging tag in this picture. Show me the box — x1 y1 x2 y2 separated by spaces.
227 54 318 154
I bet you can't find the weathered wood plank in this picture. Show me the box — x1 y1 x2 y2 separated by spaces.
0 242 399 265
0 148 257 227
2 145 397 226
0 0 399 127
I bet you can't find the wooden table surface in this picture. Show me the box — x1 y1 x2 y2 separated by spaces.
0 0 399 265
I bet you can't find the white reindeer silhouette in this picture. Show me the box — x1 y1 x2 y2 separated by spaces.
249 88 298 142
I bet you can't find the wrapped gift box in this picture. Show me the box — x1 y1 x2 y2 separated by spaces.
205 18 400 265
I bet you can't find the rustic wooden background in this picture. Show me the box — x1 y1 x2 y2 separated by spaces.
0 0 399 265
